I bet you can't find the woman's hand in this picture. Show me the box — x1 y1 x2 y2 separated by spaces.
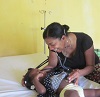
68 69 80 85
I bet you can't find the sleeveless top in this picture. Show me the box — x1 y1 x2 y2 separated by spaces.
37 69 66 97
51 71 67 92
58 32 99 69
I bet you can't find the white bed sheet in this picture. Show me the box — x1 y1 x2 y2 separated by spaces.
0 53 100 97
0 53 48 97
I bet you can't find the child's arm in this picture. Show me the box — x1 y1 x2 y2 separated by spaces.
32 73 46 94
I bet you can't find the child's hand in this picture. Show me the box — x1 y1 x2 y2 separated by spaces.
35 73 43 80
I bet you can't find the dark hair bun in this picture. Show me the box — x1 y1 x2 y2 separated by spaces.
62 25 69 32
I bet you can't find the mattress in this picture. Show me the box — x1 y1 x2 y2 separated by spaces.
0 53 47 97
0 53 100 97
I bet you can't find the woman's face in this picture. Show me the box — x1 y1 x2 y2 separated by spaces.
45 36 65 52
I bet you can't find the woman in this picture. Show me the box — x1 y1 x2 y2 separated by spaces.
22 22 100 96
42 22 100 95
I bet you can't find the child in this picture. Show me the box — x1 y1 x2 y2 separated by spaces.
23 67 100 97
23 68 85 97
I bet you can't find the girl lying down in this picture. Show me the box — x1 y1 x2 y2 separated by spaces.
22 68 100 97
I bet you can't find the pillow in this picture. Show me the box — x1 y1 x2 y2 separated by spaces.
85 63 100 84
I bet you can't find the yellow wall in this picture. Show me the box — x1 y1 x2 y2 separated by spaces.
42 0 100 55
0 0 100 56
0 0 45 56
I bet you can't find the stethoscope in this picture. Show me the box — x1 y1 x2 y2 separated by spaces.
56 52 71 70
51 50 71 70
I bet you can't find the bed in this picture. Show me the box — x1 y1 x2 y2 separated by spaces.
0 53 100 97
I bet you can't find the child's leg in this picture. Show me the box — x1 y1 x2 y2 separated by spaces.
84 89 100 97
60 83 85 97
64 90 80 97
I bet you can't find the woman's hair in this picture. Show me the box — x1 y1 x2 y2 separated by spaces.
43 22 70 39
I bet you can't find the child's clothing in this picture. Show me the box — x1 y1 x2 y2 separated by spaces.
37 71 85 97
51 71 67 92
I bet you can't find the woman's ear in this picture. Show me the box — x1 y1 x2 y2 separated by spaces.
61 35 66 40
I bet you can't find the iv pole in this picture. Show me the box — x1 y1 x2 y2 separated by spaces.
39 10 46 54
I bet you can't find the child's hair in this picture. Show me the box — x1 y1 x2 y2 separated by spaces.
24 58 49 90
24 68 35 90
24 68 48 90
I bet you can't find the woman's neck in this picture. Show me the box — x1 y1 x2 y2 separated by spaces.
62 33 77 57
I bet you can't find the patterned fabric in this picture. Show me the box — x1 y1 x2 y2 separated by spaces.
51 71 67 91
85 63 100 84
37 69 63 97
37 59 72 97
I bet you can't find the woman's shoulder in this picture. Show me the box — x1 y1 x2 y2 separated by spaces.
71 32 90 37
73 32 93 51
71 32 92 41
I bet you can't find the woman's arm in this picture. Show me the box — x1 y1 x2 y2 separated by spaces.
42 50 58 70
68 45 95 84
79 45 95 76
